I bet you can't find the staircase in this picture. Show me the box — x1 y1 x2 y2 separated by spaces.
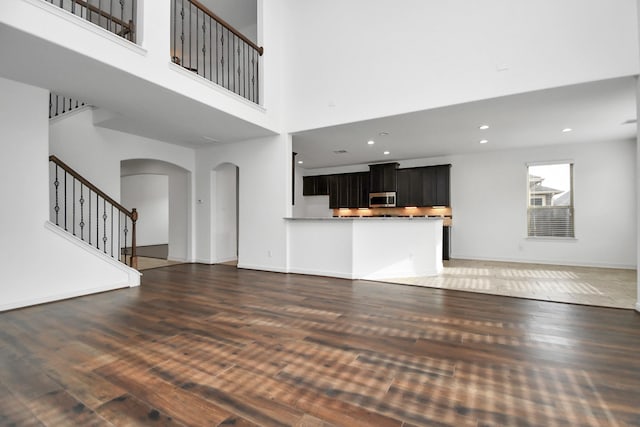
49 155 139 269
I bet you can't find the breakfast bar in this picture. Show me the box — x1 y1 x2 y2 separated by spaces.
285 217 443 280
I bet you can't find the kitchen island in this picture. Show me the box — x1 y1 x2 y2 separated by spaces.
285 217 443 280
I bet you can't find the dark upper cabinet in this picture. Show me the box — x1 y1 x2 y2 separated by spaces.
319 164 450 209
397 164 451 207
303 175 329 196
433 164 451 206
397 168 423 207
328 172 370 208
369 163 399 193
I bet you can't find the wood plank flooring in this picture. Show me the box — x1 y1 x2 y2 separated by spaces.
1 264 639 426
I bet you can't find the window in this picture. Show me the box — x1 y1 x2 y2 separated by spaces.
527 163 574 238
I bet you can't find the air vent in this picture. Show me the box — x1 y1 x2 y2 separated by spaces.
333 149 348 154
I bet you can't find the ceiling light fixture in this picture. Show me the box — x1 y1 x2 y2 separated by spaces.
562 128 573 133
479 139 488 144
479 125 490 130
367 140 375 145
297 160 303 164
378 132 389 136
383 151 390 155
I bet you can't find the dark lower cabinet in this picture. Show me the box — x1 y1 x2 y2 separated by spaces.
443 226 450 260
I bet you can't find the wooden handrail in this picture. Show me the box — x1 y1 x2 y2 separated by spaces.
73 0 134 35
188 0 263 56
49 155 134 219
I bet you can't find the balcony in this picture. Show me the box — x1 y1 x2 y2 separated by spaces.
42 0 263 105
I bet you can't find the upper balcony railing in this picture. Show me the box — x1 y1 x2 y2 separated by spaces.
44 0 136 42
171 0 263 104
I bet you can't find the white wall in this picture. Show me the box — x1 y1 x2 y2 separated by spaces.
121 174 169 246
50 108 196 261
0 77 138 312
283 0 639 132
214 163 238 262
298 139 637 269
195 134 291 270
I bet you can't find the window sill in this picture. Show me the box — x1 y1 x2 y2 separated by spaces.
525 237 577 242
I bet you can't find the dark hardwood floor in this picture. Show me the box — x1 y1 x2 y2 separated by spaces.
1 264 639 426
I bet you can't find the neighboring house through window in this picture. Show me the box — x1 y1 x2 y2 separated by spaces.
527 163 574 238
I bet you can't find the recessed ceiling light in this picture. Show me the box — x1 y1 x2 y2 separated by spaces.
297 160 303 164
562 128 573 133
383 151 390 155
479 139 488 144
479 125 490 130
378 132 389 136
367 140 375 145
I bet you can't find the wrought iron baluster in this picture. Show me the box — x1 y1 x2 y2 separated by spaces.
209 16 212 81
172 0 176 61
196 8 199 75
88 189 92 245
202 13 206 78
180 0 185 67
188 0 192 70
220 28 224 86
72 177 76 235
80 184 85 240
64 170 67 231
96 192 99 249
215 21 219 84
123 217 129 265
103 199 108 253
54 165 60 225
111 205 114 257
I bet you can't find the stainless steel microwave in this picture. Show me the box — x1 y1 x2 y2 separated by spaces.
369 192 396 208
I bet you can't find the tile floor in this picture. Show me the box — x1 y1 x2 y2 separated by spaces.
386 259 637 309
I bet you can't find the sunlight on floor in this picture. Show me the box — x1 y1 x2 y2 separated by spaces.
386 259 637 309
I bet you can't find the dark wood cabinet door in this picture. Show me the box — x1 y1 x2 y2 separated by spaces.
303 176 315 196
303 175 330 196
369 163 398 193
396 169 410 207
434 165 451 206
421 167 436 206
328 175 339 208
355 172 370 208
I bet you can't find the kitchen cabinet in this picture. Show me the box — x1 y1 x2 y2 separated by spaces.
396 168 423 207
369 163 399 193
329 172 369 208
433 164 451 206
303 175 329 196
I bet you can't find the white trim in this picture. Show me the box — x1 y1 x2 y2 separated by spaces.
451 254 636 270
526 159 575 167
286 267 355 280
237 263 288 274
525 237 578 242
194 258 215 264
168 62 266 112
635 302 640 313
0 281 130 312
215 256 238 264
23 0 147 56
48 104 93 124
45 221 141 285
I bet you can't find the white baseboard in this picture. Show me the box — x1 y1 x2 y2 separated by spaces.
451 254 636 270
286 267 355 280
215 256 238 264
237 263 288 274
0 282 130 312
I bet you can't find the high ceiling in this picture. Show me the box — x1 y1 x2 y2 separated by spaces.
292 77 638 170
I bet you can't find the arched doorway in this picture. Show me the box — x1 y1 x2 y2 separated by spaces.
121 159 191 263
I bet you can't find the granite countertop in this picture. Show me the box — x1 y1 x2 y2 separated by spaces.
284 216 444 221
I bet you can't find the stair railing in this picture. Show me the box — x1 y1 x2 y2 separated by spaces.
49 93 86 119
170 0 263 104
49 155 138 268
43 0 136 42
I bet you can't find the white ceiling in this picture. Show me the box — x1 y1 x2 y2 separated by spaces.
292 77 638 170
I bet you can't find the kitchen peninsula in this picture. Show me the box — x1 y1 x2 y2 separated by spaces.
286 216 443 280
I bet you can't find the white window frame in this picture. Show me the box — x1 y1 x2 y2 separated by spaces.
526 161 575 239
